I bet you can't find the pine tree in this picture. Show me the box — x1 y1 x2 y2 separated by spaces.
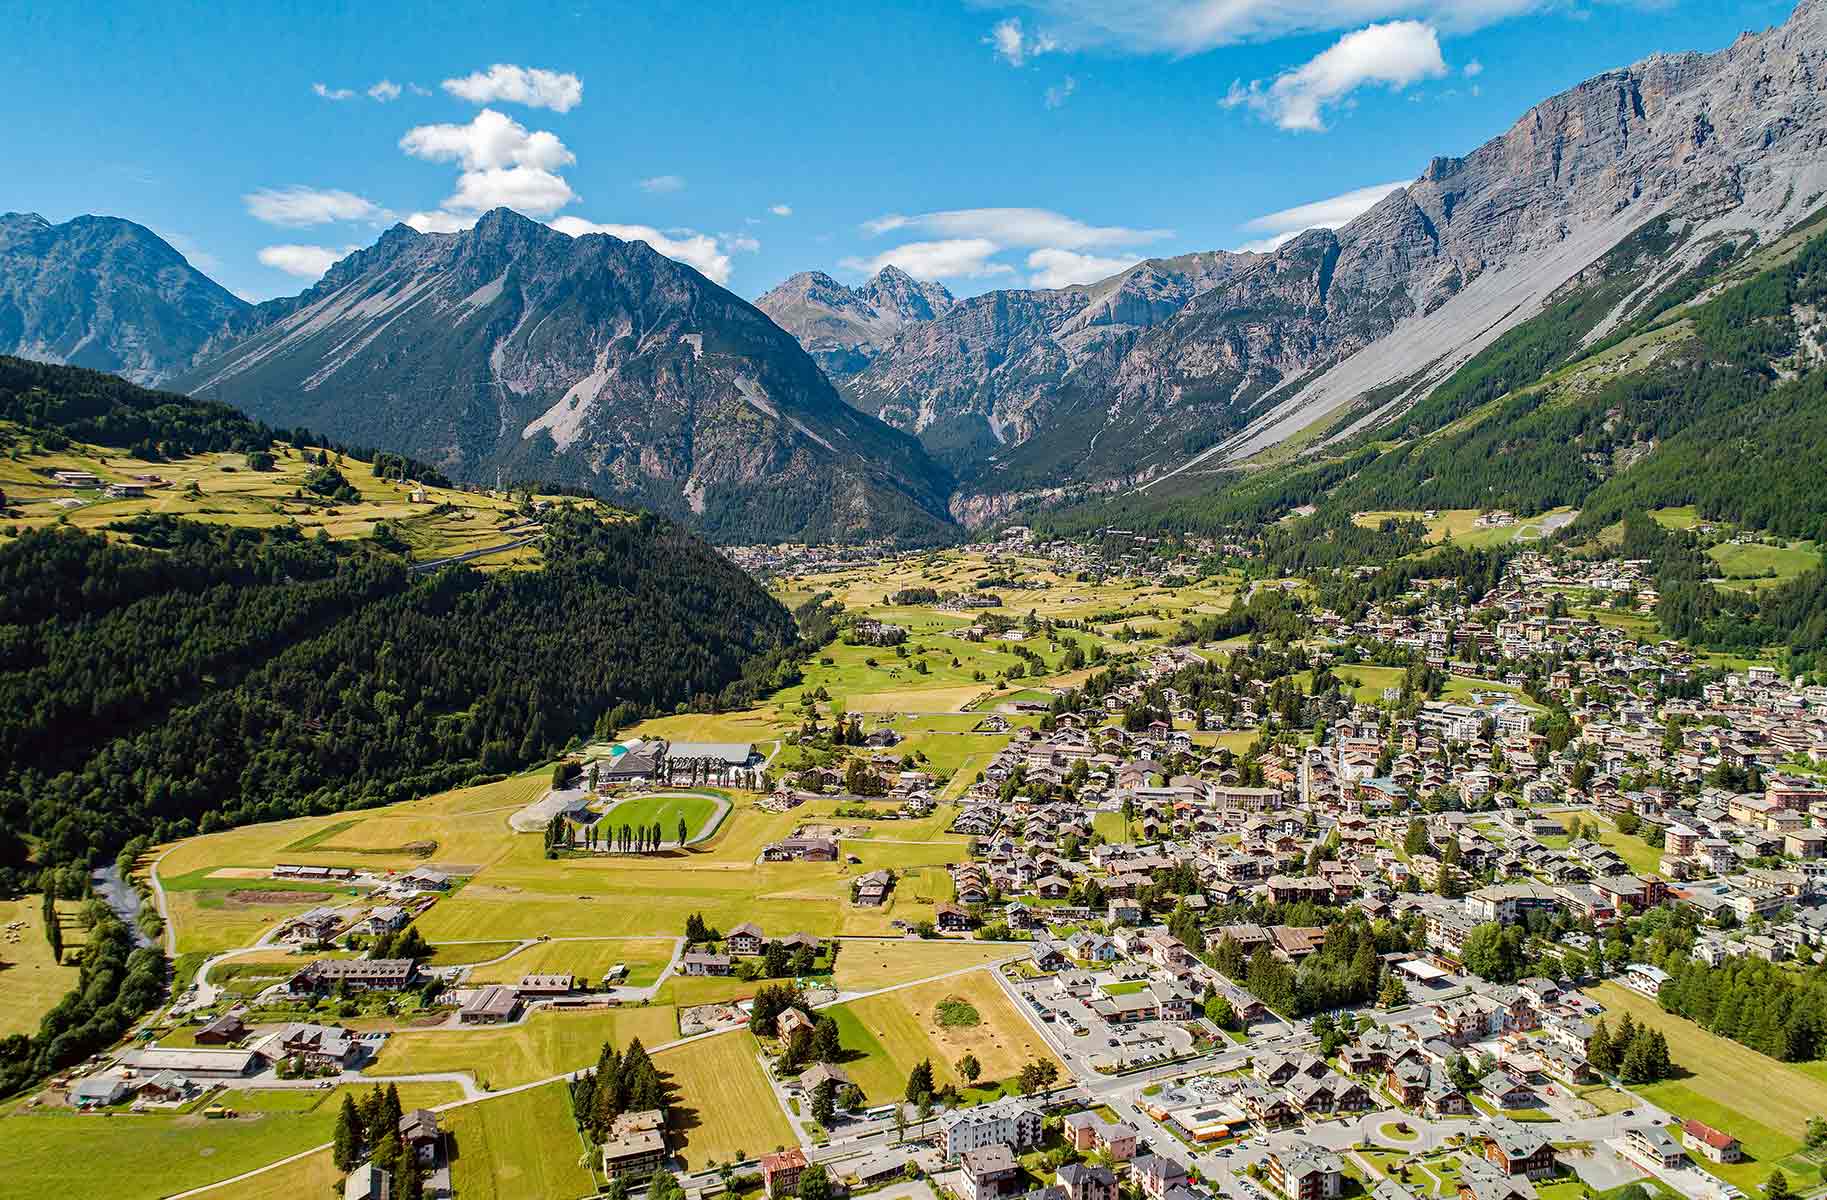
1765 1170 1792 1200
333 1093 362 1171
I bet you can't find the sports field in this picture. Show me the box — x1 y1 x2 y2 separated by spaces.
0 895 82 1037
442 1081 598 1200
827 968 1059 1102
370 1003 681 1089
597 793 722 843
653 1031 796 1168
1589 983 1827 1189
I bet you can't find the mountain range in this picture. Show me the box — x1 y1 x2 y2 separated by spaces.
3 0 1825 543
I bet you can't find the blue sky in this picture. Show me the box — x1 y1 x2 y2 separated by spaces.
0 0 1794 302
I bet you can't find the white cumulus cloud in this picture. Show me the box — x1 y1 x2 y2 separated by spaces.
257 244 358 279
549 217 733 284
1221 20 1446 132
312 82 354 101
723 233 762 254
1463 58 1484 77
986 16 1058 66
400 108 578 219
840 239 1013 282
442 64 583 112
1234 178 1411 251
403 211 476 234
1026 248 1140 288
770 204 793 217
639 174 686 194
861 207 1167 250
244 186 389 227
978 1 1546 56
368 79 402 102
1045 75 1079 108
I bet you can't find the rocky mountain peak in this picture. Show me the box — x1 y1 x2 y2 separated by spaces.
0 211 249 385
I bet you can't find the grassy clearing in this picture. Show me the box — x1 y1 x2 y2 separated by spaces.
371 1004 680 1088
1588 982 1827 1185
0 895 83 1037
443 1081 598 1200
831 969 1059 1102
0 1081 458 1200
828 939 1014 992
467 937 676 986
654 1031 797 1169
1707 540 1821 590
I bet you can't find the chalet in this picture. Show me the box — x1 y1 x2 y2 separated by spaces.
287 958 417 993
1625 1125 1685 1169
681 951 733 976
727 923 768 955
1483 1123 1557 1180
935 902 975 932
1681 1120 1743 1163
400 1109 443 1164
194 1008 249 1045
763 837 839 863
1057 1164 1118 1200
853 869 893 906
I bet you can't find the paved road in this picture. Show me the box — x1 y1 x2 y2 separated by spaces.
409 533 540 573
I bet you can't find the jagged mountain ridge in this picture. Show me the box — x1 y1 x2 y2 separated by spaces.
175 210 953 544
839 250 1263 477
755 265 955 379
836 0 1827 526
0 212 249 386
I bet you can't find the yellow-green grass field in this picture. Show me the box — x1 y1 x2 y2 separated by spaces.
0 433 564 567
197 1148 339 1200
370 1003 681 1089
0 1081 459 1200
654 1031 797 1168
467 937 676 986
409 797 940 943
827 969 1060 1102
1706 540 1822 590
1588 983 1827 1189
442 1081 599 1200
156 769 549 881
1352 508 1576 549
828 938 1016 992
428 940 525 967
0 895 83 1037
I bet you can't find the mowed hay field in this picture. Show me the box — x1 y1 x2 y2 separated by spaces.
1589 983 1827 1189
828 938 1016 992
155 770 549 882
204 1148 340 1200
371 1003 681 1089
0 1081 459 1200
654 1031 796 1169
829 969 1058 1102
467 937 676 986
443 1081 598 1200
0 895 82 1036
409 796 923 943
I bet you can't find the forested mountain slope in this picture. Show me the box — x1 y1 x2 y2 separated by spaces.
926 0 1827 524
0 360 801 886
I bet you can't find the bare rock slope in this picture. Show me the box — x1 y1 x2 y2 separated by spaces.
177 209 953 544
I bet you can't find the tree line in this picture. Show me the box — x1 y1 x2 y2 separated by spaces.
0 507 796 886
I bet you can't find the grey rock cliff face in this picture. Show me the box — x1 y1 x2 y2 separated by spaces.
932 0 1827 521
0 212 248 385
846 250 1262 476
178 209 952 543
755 265 954 378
